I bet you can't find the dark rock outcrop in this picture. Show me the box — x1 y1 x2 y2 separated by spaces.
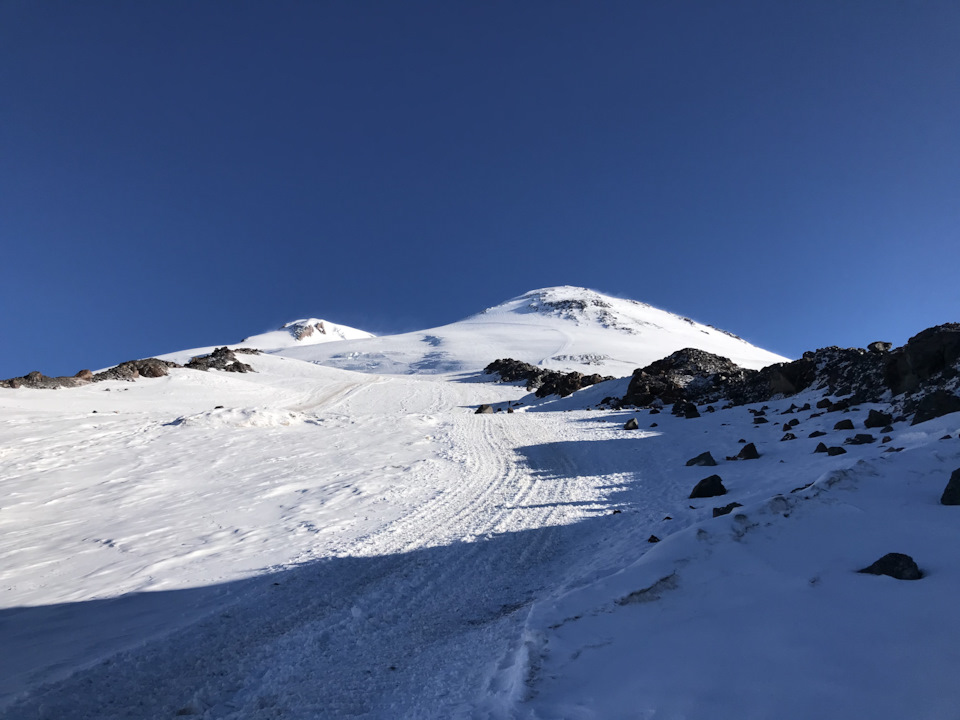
833 419 855 431
622 349 749 407
884 324 960 396
941 468 960 505
858 553 922 580
484 358 612 398
911 390 960 425
689 475 727 499
184 347 255 373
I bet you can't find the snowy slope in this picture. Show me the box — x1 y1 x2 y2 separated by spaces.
277 286 787 376
3 292 958 719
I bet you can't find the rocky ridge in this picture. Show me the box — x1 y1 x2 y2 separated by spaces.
1 348 260 390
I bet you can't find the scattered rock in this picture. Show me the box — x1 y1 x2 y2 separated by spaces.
868 341 893 353
753 416 768 424
650 422 658 427
689 474 727 499
881 424 894 433
826 446 847 456
672 401 700 419
647 535 661 543
940 468 960 505
864 409 894 429
833 419 855 431
844 433 876 445
780 433 797 441
809 430 827 438
623 417 639 430
881 436 892 443
685 451 717 467
940 434 952 440
712 502 743 517
814 442 829 453
816 398 833 409
857 553 922 580
475 404 494 414
735 442 760 460
737 438 747 444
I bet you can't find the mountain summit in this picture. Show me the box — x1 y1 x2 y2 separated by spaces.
277 286 787 376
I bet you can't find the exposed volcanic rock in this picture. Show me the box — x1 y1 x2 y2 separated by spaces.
622 349 748 407
3 359 182 388
185 347 256 373
484 358 612 398
616 324 960 424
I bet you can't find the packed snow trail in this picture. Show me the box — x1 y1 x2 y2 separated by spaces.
0 375 658 719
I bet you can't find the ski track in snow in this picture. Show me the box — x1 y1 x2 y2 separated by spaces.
3 331 960 718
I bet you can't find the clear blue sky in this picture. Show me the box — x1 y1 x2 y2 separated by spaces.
2 1 959 378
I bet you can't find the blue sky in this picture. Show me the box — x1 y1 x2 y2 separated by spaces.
2 1 959 378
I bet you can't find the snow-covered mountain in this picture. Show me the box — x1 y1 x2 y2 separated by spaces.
241 318 374 350
2 289 958 720
277 286 787 376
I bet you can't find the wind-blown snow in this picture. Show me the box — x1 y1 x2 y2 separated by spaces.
1 288 957 719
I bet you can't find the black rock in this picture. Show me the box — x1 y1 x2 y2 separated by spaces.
753 416 769 425
816 398 833 409
826 446 847 456
647 535 661 543
941 434 953 440
858 553 922 580
844 433 876 446
911 390 960 425
833 419 855 431
623 417 640 430
690 474 727 499
735 443 760 460
864 409 894 429
475 404 494 414
881 436 892 443
788 418 800 427
737 438 747 444
650 422 658 427
941 468 960 505
686 451 718 467
809 430 827 438
780 433 797 441
814 442 829 453
712 502 743 517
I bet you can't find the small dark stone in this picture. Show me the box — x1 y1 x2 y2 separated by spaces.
214 405 224 409
705 405 715 413
689 474 727 499
780 433 797 441
816 398 833 409
611 509 622 515
507 407 514 413
941 434 953 440
650 408 661 415
809 430 827 438
827 446 847 456
712 502 743 517
788 418 800 427
648 535 661 543
623 417 639 430
800 403 811 411
864 409 893 429
475 404 494 414
844 433 876 446
833 419 855 431
809 412 823 418
753 416 769 425
941 468 960 505
782 423 792 432
881 436 892 443
881 425 894 433
828 400 850 413
650 422 658 427
857 553 922 580
883 447 904 453
736 442 760 460
737 438 747 444
814 442 828 453
686 451 718 467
